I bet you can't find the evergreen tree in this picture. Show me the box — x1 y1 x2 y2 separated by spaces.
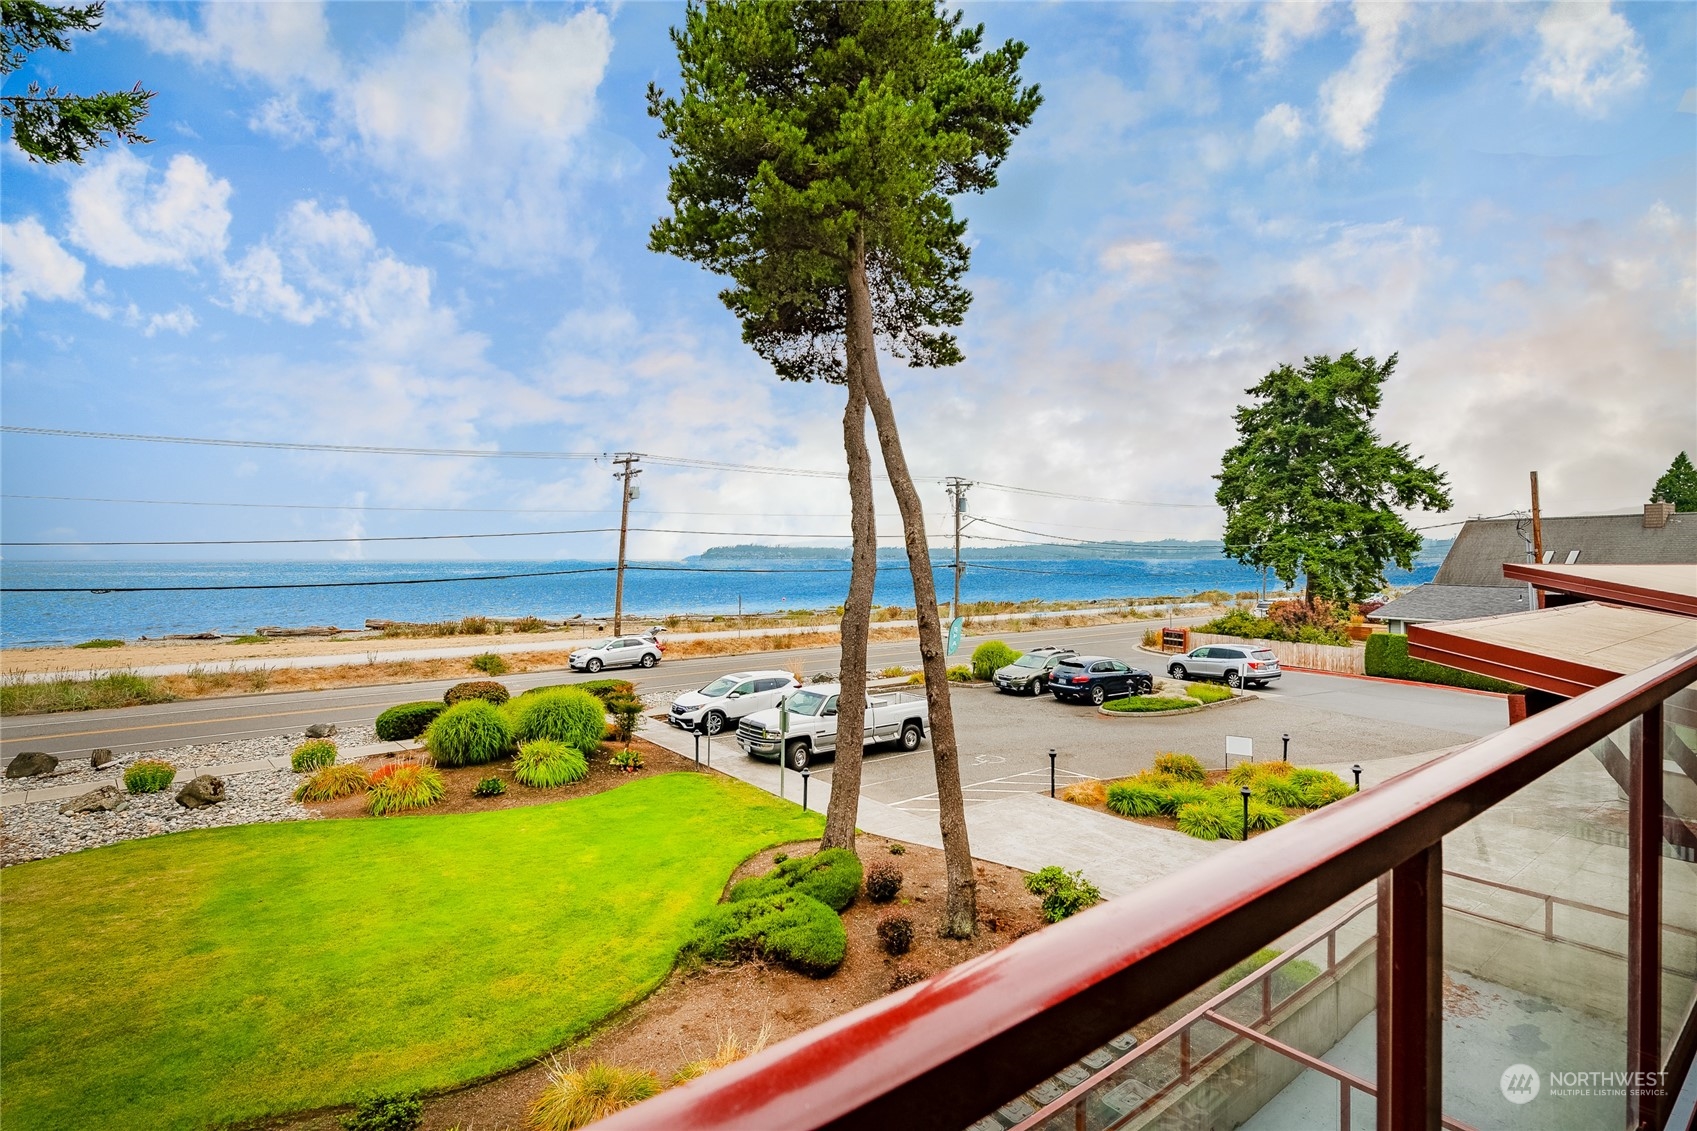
2 1 153 163
1650 452 1697 511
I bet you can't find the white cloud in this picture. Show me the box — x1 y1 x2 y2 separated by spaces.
142 305 198 337
1260 2 1331 65
1318 2 1407 152
1526 2 1647 115
117 2 340 87
1101 240 1173 280
1 217 86 311
1252 103 1306 160
249 95 317 145
65 151 232 269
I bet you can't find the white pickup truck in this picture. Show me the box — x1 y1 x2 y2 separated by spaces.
736 683 929 770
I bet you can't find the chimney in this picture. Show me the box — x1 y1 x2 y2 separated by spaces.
1644 502 1674 528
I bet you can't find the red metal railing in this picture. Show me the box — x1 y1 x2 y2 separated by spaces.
599 647 1697 1131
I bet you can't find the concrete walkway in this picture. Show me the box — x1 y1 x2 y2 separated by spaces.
0 740 413 807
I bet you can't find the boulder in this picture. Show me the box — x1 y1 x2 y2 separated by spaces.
304 723 338 739
175 775 227 809
5 752 58 779
59 785 129 815
90 748 116 770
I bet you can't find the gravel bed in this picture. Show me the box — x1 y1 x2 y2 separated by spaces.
1 724 378 795
1 767 315 866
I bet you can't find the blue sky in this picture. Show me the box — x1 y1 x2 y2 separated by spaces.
2 1 1693 563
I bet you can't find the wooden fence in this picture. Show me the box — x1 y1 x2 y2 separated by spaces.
1186 631 1365 676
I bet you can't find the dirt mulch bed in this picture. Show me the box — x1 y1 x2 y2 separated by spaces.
403 833 1046 1131
302 735 697 819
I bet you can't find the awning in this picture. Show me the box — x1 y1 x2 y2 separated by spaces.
1407 601 1697 698
1502 562 1697 618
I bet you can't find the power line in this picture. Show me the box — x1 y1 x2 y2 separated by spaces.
0 493 864 519
971 480 1218 509
0 523 950 548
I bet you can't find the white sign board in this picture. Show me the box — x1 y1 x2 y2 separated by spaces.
1225 736 1254 766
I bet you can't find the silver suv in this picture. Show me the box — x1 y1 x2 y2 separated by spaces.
568 636 662 673
992 646 1077 695
669 670 799 734
1166 644 1281 689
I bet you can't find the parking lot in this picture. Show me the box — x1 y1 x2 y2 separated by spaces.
823 673 1499 815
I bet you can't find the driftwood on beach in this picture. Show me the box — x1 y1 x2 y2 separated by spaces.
255 626 342 637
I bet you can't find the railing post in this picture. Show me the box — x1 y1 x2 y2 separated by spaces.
1544 897 1554 942
1340 1080 1350 1131
1628 704 1663 1131
1378 843 1442 1131
1180 1028 1191 1083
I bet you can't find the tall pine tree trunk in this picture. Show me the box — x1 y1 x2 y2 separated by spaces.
847 242 977 936
822 360 875 851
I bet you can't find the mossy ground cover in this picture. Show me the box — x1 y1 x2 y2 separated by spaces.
0 773 820 1131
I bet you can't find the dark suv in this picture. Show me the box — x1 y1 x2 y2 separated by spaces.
1049 655 1153 705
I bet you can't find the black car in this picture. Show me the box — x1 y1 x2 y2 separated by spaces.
1049 655 1153 705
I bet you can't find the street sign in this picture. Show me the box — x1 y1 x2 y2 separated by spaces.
947 616 964 655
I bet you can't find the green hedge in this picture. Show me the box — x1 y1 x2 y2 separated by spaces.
424 700 514 766
374 701 445 742
728 848 863 912
682 891 846 977
507 687 606 751
1364 634 1523 693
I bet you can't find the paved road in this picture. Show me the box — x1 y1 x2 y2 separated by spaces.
0 619 1505 761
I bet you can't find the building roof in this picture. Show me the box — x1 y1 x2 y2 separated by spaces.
1502 562 1697 617
1367 583 1531 624
1407 602 1697 698
1434 512 1697 588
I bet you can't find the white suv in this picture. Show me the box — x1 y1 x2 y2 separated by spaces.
669 670 800 734
568 636 662 673
1166 644 1281 689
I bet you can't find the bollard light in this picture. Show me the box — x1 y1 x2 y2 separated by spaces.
801 764 811 811
1282 733 1290 762
694 731 701 768
1352 764 1362 791
1049 748 1058 798
1240 785 1251 842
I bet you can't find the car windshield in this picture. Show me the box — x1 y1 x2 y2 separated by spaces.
785 690 826 716
699 677 737 697
1011 655 1048 669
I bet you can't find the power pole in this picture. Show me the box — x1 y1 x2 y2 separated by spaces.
612 453 641 635
945 478 971 620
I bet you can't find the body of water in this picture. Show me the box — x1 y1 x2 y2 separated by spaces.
0 557 1439 647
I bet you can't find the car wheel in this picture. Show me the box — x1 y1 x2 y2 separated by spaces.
899 722 923 751
1140 678 1154 695
1029 679 1043 696
1169 664 1188 680
1226 670 1242 689
640 652 658 668
703 710 726 736
586 657 603 673
1090 685 1107 706
786 740 809 771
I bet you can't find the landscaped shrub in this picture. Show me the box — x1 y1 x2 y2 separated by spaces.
368 762 402 787
888 843 906 855
1141 628 1161 648
443 680 510 707
573 678 638 706
864 862 904 903
946 665 973 682
367 764 446 816
1290 768 1356 807
684 891 847 976
291 738 338 772
1217 948 1323 995
1175 799 1236 840
530 1058 660 1131
473 776 507 797
294 763 370 801
374 701 444 741
1364 633 1524 692
728 847 864 912
508 686 606 750
123 759 176 794
1254 776 1309 808
876 912 914 956
1105 780 1166 818
1185 683 1234 704
470 652 509 675
970 640 1020 681
425 699 513 766
1059 779 1107 805
610 748 643 772
1101 696 1195 713
1152 752 1206 782
671 1029 769 1086
605 693 644 744
1226 760 1291 787
1023 865 1102 922
1159 782 1213 815
513 739 589 788
339 1092 422 1131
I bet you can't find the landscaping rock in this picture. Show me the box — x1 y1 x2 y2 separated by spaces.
176 775 228 808
304 723 338 739
6 752 58 779
59 785 130 815
90 748 116 770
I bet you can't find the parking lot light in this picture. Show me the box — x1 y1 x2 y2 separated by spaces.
1240 785 1251 842
1049 748 1057 798
1352 764 1362 791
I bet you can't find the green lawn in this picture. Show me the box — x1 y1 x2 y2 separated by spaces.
1 773 821 1130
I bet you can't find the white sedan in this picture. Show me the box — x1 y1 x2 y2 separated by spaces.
568 636 662 673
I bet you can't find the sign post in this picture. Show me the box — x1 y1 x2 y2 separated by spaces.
947 616 964 656
1225 735 1253 770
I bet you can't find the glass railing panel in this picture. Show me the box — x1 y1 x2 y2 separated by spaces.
1441 728 1634 1131
1662 685 1697 1064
